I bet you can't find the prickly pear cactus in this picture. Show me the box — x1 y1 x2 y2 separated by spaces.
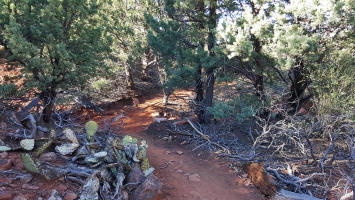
141 157 150 172
85 121 98 141
20 139 35 151
137 147 146 161
63 128 79 144
34 140 53 157
21 153 39 174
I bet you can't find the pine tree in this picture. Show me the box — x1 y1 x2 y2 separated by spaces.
1 0 112 122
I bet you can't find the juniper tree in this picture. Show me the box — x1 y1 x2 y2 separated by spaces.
1 0 112 122
146 0 236 123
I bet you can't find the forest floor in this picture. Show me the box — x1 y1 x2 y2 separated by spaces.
90 90 265 200
0 89 265 200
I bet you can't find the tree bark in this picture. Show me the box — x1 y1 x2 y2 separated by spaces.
202 0 217 124
40 90 56 123
194 62 204 122
288 58 311 113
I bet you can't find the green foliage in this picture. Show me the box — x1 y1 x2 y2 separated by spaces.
85 121 98 141
21 153 39 174
1 0 112 98
208 94 263 122
0 83 17 98
92 78 110 92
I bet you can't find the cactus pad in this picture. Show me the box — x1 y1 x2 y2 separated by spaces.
63 128 79 144
55 143 79 155
0 146 11 152
21 153 39 173
34 140 53 157
20 139 35 151
85 121 98 141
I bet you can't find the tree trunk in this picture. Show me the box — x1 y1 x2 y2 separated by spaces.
288 58 311 113
124 64 135 91
194 62 204 122
202 0 217 124
40 90 56 123
162 88 171 106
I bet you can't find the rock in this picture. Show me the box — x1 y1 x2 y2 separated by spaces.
16 173 33 184
176 151 183 155
13 195 28 200
56 184 68 192
130 174 162 200
165 151 171 154
0 152 8 159
48 190 62 200
64 192 78 200
272 189 321 200
38 152 57 162
188 173 200 182
127 165 145 184
0 159 12 171
177 169 183 173
0 192 13 200
79 174 99 200
22 183 39 190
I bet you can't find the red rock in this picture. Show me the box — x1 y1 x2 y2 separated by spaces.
0 159 12 171
130 174 162 200
64 192 78 200
0 192 13 200
38 152 57 162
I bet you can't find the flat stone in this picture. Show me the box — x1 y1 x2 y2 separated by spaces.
188 173 200 182
177 170 183 173
22 183 39 190
0 192 13 200
176 151 183 155
64 192 78 200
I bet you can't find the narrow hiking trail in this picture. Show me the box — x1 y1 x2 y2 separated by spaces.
93 90 264 200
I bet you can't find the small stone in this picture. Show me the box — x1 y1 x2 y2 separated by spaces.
0 192 13 200
0 159 12 171
177 169 183 173
13 194 28 200
188 174 200 182
38 152 57 162
37 126 49 133
180 141 188 145
165 151 171 154
22 183 39 190
64 192 77 200
0 152 8 159
176 151 183 155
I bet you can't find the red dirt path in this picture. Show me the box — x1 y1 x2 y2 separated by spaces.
93 90 264 200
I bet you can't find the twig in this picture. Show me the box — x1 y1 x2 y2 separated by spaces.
186 118 231 154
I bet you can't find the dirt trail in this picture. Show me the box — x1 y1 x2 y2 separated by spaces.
95 91 264 200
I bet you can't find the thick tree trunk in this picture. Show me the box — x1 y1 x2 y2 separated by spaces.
288 59 311 113
40 90 56 123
